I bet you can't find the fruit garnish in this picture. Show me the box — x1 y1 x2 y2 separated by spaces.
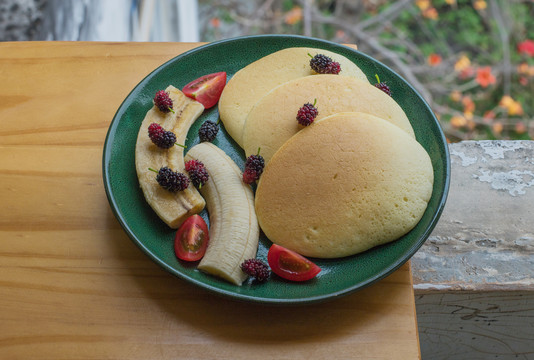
198 120 219 142
240 259 270 282
308 53 341 74
183 72 227 109
148 123 186 149
374 74 392 96
148 167 189 192
267 244 321 282
243 148 265 184
153 90 175 113
136 86 205 228
174 215 209 261
296 99 318 126
185 159 209 188
185 142 260 285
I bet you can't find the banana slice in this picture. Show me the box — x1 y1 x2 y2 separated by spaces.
185 143 260 285
135 85 206 228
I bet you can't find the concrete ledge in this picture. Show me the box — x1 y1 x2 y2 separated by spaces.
412 140 534 359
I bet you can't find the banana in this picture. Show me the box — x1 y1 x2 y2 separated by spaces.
185 142 260 285
135 85 206 228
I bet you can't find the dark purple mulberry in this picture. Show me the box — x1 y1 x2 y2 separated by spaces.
151 166 189 192
241 259 270 282
309 53 341 74
296 100 319 126
148 123 177 149
374 74 392 96
153 90 174 113
198 120 219 142
242 150 265 184
185 159 209 188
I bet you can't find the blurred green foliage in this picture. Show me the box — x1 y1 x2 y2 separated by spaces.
200 0 534 141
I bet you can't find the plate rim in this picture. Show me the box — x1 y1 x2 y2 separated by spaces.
102 34 451 305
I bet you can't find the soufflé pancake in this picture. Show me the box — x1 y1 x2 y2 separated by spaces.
255 112 433 258
218 47 368 148
243 75 415 164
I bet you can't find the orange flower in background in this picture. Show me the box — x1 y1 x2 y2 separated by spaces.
416 0 430 11
518 62 530 74
423 7 439 20
416 0 438 19
427 53 442 66
518 40 534 57
507 101 524 116
445 0 456 5
210 17 221 28
462 96 475 113
459 66 475 79
517 62 534 76
499 95 524 116
284 6 302 25
499 95 514 108
474 0 487 10
454 55 471 72
515 122 527 134
450 90 462 102
483 110 496 122
476 66 496 88
450 115 467 128
336 30 346 39
492 122 503 135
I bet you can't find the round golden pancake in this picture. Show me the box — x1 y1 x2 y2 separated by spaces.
218 47 368 148
243 75 415 164
255 112 433 258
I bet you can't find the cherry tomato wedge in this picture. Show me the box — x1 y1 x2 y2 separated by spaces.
267 244 321 281
182 72 227 109
174 215 209 261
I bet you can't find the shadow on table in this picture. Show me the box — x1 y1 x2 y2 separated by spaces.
105 207 408 345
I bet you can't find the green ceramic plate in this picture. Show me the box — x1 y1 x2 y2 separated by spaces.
103 35 450 304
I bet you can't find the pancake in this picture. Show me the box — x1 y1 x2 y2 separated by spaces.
243 75 415 164
218 47 368 148
255 112 433 258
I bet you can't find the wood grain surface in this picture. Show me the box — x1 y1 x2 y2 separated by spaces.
0 41 420 360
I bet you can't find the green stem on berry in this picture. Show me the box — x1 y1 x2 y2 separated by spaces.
257 147 261 156
313 98 317 107
174 143 187 148
169 107 175 114
308 53 313 58
148 167 159 173
375 74 381 84
216 117 221 125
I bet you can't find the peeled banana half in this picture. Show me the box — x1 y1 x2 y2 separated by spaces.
135 85 206 228
185 142 260 285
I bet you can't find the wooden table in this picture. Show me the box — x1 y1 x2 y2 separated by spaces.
0 41 420 360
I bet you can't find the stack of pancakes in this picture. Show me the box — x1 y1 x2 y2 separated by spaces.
218 47 433 258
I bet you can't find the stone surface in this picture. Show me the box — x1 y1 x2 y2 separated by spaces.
413 140 534 360
0 0 198 42
0 0 44 41
412 140 534 292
